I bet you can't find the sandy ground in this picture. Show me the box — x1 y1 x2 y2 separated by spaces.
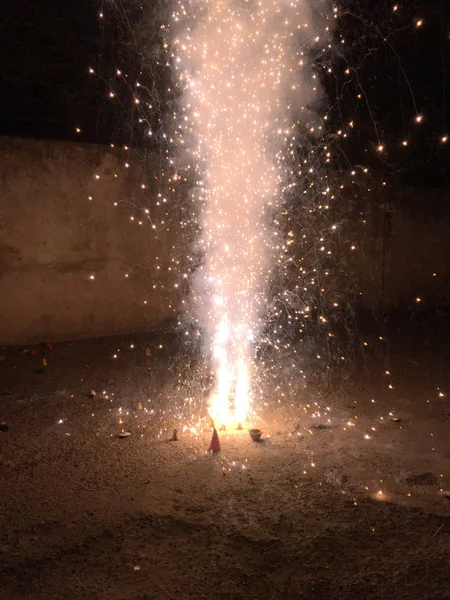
1 330 450 599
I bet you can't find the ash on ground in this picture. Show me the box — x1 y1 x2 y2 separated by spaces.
1 331 450 600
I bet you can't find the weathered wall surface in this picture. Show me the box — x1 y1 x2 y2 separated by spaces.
349 184 450 311
0 137 180 344
384 187 450 308
0 136 449 345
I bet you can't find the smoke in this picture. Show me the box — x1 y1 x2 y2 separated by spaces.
172 0 331 424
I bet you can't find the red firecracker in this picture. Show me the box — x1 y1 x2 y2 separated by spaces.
209 428 221 452
46 342 53 351
145 346 151 357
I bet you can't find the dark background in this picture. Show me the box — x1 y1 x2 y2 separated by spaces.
0 0 449 187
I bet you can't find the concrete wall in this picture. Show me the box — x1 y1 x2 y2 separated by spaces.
349 184 450 311
0 136 180 344
384 187 450 308
0 136 448 344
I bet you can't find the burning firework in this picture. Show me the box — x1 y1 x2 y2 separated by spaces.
88 0 437 434
171 0 331 426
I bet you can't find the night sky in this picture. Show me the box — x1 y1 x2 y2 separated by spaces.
1 0 449 188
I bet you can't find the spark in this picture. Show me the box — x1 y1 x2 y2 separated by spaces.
172 0 330 426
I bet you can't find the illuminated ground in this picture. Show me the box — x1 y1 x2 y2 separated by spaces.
1 330 450 599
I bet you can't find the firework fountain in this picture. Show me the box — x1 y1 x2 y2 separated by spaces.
171 0 331 427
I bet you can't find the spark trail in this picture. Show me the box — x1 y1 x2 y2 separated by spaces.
172 0 330 426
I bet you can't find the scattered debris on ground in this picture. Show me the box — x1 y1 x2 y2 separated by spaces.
1 332 450 599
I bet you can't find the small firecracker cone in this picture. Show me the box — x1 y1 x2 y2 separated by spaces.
145 346 151 357
236 423 243 431
220 424 226 432
136 401 143 410
89 389 97 398
209 428 221 452
31 349 37 356
170 429 178 441
46 342 53 351
38 358 48 373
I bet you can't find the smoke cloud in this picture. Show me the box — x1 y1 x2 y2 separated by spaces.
172 0 330 423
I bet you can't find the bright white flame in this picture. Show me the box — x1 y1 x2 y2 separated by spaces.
173 0 329 425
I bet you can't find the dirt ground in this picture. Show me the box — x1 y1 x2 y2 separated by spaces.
1 330 450 600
